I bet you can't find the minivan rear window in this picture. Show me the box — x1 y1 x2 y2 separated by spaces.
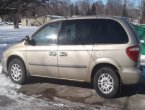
91 19 128 44
58 19 128 45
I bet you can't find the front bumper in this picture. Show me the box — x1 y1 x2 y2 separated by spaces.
1 57 7 73
120 66 143 85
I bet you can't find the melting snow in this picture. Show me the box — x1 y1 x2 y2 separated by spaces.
0 64 67 110
0 25 38 44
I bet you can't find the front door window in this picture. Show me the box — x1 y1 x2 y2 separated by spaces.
33 22 61 45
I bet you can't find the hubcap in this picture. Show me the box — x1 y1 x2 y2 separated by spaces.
10 64 22 81
98 74 114 94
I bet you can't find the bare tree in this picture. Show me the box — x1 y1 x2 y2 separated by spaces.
0 0 143 25
0 0 52 28
74 4 80 15
139 0 145 23
94 1 104 15
91 3 96 15
79 0 90 15
70 4 74 16
106 0 123 16
122 0 127 17
141 0 145 22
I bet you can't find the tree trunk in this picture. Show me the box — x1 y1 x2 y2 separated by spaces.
14 13 19 29
123 0 127 17
14 0 20 29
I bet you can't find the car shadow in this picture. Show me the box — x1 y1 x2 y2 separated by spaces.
26 76 93 89
17 66 145 98
24 75 145 98
120 84 145 97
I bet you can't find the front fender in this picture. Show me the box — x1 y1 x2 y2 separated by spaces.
6 50 27 70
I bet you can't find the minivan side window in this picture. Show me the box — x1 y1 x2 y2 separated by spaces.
58 20 93 45
58 19 128 45
58 21 76 45
32 22 61 45
95 20 128 44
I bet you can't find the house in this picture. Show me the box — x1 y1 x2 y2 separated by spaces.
21 15 62 26
21 18 35 26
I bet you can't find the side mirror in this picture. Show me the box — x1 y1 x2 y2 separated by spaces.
25 35 30 42
30 39 36 46
25 35 36 46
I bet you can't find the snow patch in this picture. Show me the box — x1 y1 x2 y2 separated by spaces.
0 25 38 30
0 44 7 47
0 64 67 109
0 25 70 109
0 25 38 59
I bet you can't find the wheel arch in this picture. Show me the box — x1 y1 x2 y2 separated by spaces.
7 55 29 77
7 55 24 69
91 63 121 85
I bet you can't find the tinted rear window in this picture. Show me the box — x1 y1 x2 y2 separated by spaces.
58 19 128 45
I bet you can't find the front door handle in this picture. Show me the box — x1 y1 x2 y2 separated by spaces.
59 52 68 56
49 52 57 56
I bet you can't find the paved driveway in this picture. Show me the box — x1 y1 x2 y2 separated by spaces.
1 64 145 110
18 76 145 110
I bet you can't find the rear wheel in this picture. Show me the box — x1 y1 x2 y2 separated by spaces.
8 58 27 84
93 66 119 98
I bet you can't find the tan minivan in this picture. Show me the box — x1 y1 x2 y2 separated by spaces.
1 16 143 98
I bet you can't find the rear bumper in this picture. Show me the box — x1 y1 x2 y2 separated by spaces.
140 55 145 66
120 66 143 85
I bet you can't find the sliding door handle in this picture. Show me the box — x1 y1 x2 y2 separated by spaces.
59 52 68 56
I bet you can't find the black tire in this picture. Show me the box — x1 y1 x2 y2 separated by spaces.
8 58 27 84
93 66 119 98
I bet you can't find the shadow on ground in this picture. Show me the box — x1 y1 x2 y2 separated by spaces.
25 75 145 98
16 67 145 110
120 84 145 97
26 76 93 88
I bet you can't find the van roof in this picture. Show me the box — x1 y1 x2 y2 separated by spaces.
49 16 128 23
64 16 127 20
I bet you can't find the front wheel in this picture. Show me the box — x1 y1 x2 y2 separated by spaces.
94 67 119 98
8 58 27 84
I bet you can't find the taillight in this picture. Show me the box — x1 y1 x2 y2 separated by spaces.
126 45 140 62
